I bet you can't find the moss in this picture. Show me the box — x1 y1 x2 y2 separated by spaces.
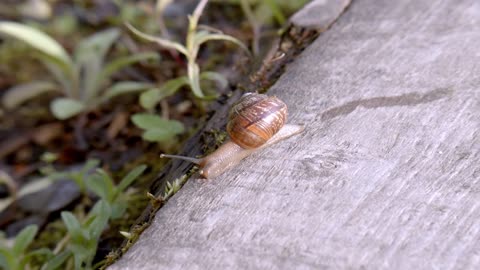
202 129 228 154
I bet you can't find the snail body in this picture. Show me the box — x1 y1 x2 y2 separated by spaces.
160 93 304 178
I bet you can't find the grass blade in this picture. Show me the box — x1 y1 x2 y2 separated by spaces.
194 32 250 55
125 22 188 57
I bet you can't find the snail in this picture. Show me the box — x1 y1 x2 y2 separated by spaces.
160 93 304 178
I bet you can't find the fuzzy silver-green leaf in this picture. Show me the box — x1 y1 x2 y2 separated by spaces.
140 76 189 110
2 81 58 109
50 98 85 120
0 21 72 67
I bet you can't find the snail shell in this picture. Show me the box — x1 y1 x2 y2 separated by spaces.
227 93 287 149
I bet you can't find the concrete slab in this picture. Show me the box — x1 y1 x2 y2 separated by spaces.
110 0 480 269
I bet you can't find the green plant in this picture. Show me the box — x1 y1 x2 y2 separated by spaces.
0 22 159 119
0 163 148 269
86 165 147 219
217 0 309 55
61 200 110 270
42 159 101 194
42 160 147 218
0 225 51 270
0 204 112 270
42 164 146 269
126 0 249 109
58 164 146 269
131 113 185 143
226 0 309 25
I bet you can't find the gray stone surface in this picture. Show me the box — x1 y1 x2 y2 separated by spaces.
110 0 480 269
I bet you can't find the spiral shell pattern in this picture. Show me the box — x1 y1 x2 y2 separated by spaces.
227 93 287 149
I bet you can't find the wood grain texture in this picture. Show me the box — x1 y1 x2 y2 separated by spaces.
110 0 480 269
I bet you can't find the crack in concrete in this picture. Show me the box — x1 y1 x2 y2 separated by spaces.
320 88 453 121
